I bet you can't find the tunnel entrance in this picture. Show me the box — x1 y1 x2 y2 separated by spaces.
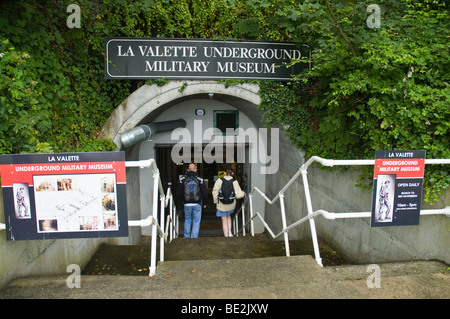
155 144 250 236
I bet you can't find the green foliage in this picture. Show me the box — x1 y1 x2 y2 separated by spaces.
0 0 129 153
97 0 242 39
247 0 449 202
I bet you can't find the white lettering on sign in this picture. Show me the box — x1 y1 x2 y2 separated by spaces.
105 39 311 80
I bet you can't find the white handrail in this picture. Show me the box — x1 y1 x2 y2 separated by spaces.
125 158 179 276
233 156 450 267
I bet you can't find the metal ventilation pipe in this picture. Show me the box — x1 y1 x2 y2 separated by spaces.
120 119 186 148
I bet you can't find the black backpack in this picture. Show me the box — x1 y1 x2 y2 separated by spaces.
183 176 201 203
218 178 235 204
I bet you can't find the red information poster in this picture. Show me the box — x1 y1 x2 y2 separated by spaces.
0 152 128 241
371 150 426 227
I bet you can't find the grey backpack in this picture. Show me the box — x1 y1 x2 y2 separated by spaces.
184 176 200 203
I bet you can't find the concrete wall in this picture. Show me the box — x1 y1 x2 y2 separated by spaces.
265 157 450 265
0 188 104 288
263 131 310 240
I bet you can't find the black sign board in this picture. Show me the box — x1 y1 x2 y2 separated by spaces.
370 150 426 227
105 38 310 81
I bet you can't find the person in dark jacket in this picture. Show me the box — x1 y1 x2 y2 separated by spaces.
177 163 207 238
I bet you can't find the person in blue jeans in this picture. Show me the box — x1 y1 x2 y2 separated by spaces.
177 163 208 238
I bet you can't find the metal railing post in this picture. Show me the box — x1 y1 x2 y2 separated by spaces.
233 212 237 236
169 192 174 242
159 194 165 262
308 218 323 267
279 192 290 257
300 166 323 267
241 203 246 236
249 194 255 237
149 169 159 277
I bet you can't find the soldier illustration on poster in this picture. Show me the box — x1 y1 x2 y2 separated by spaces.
374 175 395 223
13 183 31 219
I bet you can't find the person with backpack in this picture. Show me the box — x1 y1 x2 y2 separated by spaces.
177 163 208 238
212 169 246 237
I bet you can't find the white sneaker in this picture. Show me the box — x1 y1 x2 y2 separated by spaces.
228 232 233 237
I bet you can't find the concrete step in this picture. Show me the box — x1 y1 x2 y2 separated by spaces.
0 256 447 299
79 234 348 276
182 214 224 236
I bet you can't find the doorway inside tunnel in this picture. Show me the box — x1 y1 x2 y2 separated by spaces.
155 144 250 236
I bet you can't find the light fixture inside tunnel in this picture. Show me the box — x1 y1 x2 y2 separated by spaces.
195 108 205 116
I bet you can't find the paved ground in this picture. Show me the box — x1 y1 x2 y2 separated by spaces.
0 235 448 300
0 256 448 300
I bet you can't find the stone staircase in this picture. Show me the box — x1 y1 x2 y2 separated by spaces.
80 233 347 276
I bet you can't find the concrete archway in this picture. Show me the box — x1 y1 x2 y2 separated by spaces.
99 80 261 147
100 80 272 242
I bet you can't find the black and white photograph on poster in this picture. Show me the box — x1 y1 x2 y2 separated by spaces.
38 219 58 232
374 174 395 223
13 183 31 219
101 176 118 230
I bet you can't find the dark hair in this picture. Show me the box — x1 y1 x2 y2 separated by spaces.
225 168 234 176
